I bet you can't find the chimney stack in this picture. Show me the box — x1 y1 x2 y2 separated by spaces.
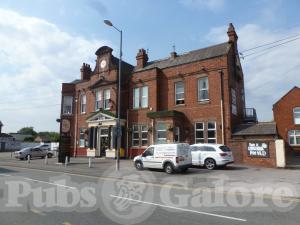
80 63 92 80
227 23 238 43
136 49 148 69
170 51 177 59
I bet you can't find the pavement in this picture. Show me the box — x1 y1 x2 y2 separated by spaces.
0 152 299 225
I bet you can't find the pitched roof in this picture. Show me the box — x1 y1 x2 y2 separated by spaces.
273 86 300 107
232 122 277 136
134 42 231 72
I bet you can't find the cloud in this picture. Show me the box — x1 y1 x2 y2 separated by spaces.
0 8 109 132
206 23 300 121
179 0 225 12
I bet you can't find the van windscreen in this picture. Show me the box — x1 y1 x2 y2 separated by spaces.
219 146 231 152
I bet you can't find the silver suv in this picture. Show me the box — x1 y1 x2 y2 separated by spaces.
14 147 53 160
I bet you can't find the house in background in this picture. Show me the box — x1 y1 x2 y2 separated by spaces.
0 121 20 151
273 86 300 156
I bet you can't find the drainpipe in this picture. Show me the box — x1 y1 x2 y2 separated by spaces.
219 70 225 145
74 95 78 157
126 109 129 158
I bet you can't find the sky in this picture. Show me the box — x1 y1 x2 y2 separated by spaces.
0 0 300 133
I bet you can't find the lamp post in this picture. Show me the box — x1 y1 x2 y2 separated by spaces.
104 20 122 171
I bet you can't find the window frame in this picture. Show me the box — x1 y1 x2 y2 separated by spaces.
103 89 111 110
95 90 102 111
80 94 86 114
195 122 205 143
288 130 300 146
156 123 167 144
132 124 148 147
141 125 148 146
79 128 85 147
198 77 209 101
174 127 180 143
62 96 73 115
141 86 149 108
231 88 237 115
133 87 140 109
207 121 217 144
293 107 300 125
175 81 185 105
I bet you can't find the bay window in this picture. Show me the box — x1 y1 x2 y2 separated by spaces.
156 123 167 144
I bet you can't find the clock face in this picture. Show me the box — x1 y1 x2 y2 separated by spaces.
100 59 107 69
61 119 71 133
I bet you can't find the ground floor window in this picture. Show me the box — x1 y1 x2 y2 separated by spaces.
132 125 148 147
195 121 216 144
288 130 300 145
207 121 216 143
79 128 87 147
156 123 167 144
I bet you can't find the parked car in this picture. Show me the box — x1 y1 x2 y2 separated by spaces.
133 143 192 174
190 144 234 170
14 147 53 160
35 144 51 151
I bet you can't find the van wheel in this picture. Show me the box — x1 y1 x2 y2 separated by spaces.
135 161 143 170
205 158 216 170
164 163 174 174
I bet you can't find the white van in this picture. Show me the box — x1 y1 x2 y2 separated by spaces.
133 143 192 174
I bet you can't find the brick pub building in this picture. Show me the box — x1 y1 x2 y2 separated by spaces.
59 23 279 166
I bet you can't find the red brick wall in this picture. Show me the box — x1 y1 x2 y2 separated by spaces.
229 136 277 167
273 87 300 152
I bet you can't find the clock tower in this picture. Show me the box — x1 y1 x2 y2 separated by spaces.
95 46 113 73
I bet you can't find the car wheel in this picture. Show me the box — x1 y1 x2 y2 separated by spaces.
47 153 53 158
135 161 143 170
25 155 32 160
164 163 174 174
205 158 216 170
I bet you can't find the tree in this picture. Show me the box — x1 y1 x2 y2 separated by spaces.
18 127 37 136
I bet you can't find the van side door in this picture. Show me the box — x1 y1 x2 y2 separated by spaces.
141 147 155 168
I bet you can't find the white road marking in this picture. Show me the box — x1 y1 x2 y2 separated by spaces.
0 174 11 177
24 178 76 189
30 208 47 216
110 194 247 222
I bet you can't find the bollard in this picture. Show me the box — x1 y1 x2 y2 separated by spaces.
88 157 92 168
27 155 30 164
44 154 48 165
65 156 68 167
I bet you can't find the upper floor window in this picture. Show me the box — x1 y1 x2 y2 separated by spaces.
198 77 209 101
133 86 148 109
141 86 149 108
175 81 184 105
288 130 300 145
80 94 86 114
104 89 110 110
95 90 102 110
62 96 73 115
294 107 300 124
231 88 237 115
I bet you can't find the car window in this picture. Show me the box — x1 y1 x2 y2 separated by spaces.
191 146 204 151
219 146 231 152
204 146 216 152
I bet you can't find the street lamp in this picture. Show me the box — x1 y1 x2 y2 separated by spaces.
104 20 122 171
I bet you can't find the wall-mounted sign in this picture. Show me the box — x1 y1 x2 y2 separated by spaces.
247 142 269 158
